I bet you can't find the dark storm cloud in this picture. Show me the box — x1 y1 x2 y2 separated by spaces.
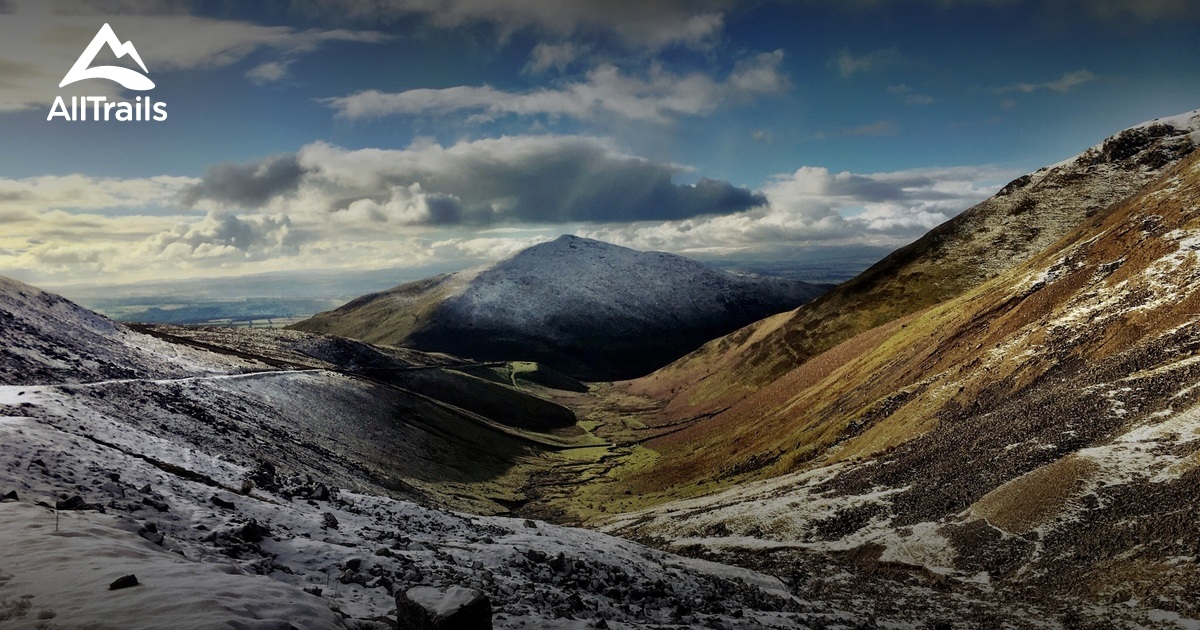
185 136 767 226
180 154 304 208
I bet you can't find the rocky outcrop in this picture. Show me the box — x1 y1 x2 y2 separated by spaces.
397 586 492 630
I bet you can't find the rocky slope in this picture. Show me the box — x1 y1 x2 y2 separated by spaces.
0 277 850 629
0 276 252 385
630 109 1200 418
0 277 586 514
597 128 1200 627
293 235 827 380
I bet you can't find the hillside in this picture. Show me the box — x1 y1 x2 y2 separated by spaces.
629 109 1200 417
592 134 1200 626
0 276 252 385
293 235 827 380
0 277 839 629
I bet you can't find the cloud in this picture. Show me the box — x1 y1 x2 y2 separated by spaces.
246 60 291 84
431 235 552 260
341 184 464 226
0 2 389 111
179 136 766 227
0 173 195 215
324 50 787 123
180 155 305 208
0 153 1017 286
809 0 1194 22
141 211 298 261
996 69 1096 94
575 164 1015 253
524 41 582 74
830 47 903 78
888 84 935 105
292 0 732 50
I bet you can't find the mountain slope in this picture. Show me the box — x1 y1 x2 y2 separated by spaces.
0 276 250 385
630 109 1200 416
602 137 1200 626
0 286 829 630
0 278 586 513
294 235 827 380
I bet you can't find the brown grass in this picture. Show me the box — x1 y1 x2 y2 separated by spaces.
971 454 1099 534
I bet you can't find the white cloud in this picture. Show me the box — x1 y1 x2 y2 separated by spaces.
293 0 732 50
0 173 195 215
888 84 935 105
246 60 291 84
997 69 1096 94
0 140 1015 286
430 235 552 260
524 41 582 74
576 164 1016 253
0 2 389 111
340 184 464 226
140 211 298 262
324 50 787 123
830 47 903 78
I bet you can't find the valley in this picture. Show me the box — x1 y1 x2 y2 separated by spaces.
3 109 1200 629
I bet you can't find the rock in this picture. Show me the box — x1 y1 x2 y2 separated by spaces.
141 497 169 512
109 574 139 590
56 496 101 511
56 496 84 510
247 460 280 493
210 495 236 510
1 490 17 502
238 519 270 543
321 512 339 530
523 519 538 529
397 585 492 630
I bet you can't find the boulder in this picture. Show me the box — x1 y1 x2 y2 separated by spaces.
397 585 491 629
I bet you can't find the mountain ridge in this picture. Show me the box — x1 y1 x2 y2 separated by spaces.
604 146 1200 625
628 108 1200 417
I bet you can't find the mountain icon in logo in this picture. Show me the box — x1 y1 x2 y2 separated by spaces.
59 23 154 91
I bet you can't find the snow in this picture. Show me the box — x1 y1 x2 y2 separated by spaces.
0 501 342 630
1133 109 1200 133
0 378 823 629
405 585 481 616
442 234 823 337
2 268 835 628
1044 108 1200 173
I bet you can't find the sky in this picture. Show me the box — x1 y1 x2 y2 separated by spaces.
1 0 1198 292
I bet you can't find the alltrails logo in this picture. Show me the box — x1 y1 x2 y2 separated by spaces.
47 23 167 122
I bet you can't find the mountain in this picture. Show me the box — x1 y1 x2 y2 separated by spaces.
293 235 828 380
578 120 1200 626
0 275 837 629
629 109 1200 418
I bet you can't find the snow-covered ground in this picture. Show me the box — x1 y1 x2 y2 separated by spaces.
0 380 859 629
